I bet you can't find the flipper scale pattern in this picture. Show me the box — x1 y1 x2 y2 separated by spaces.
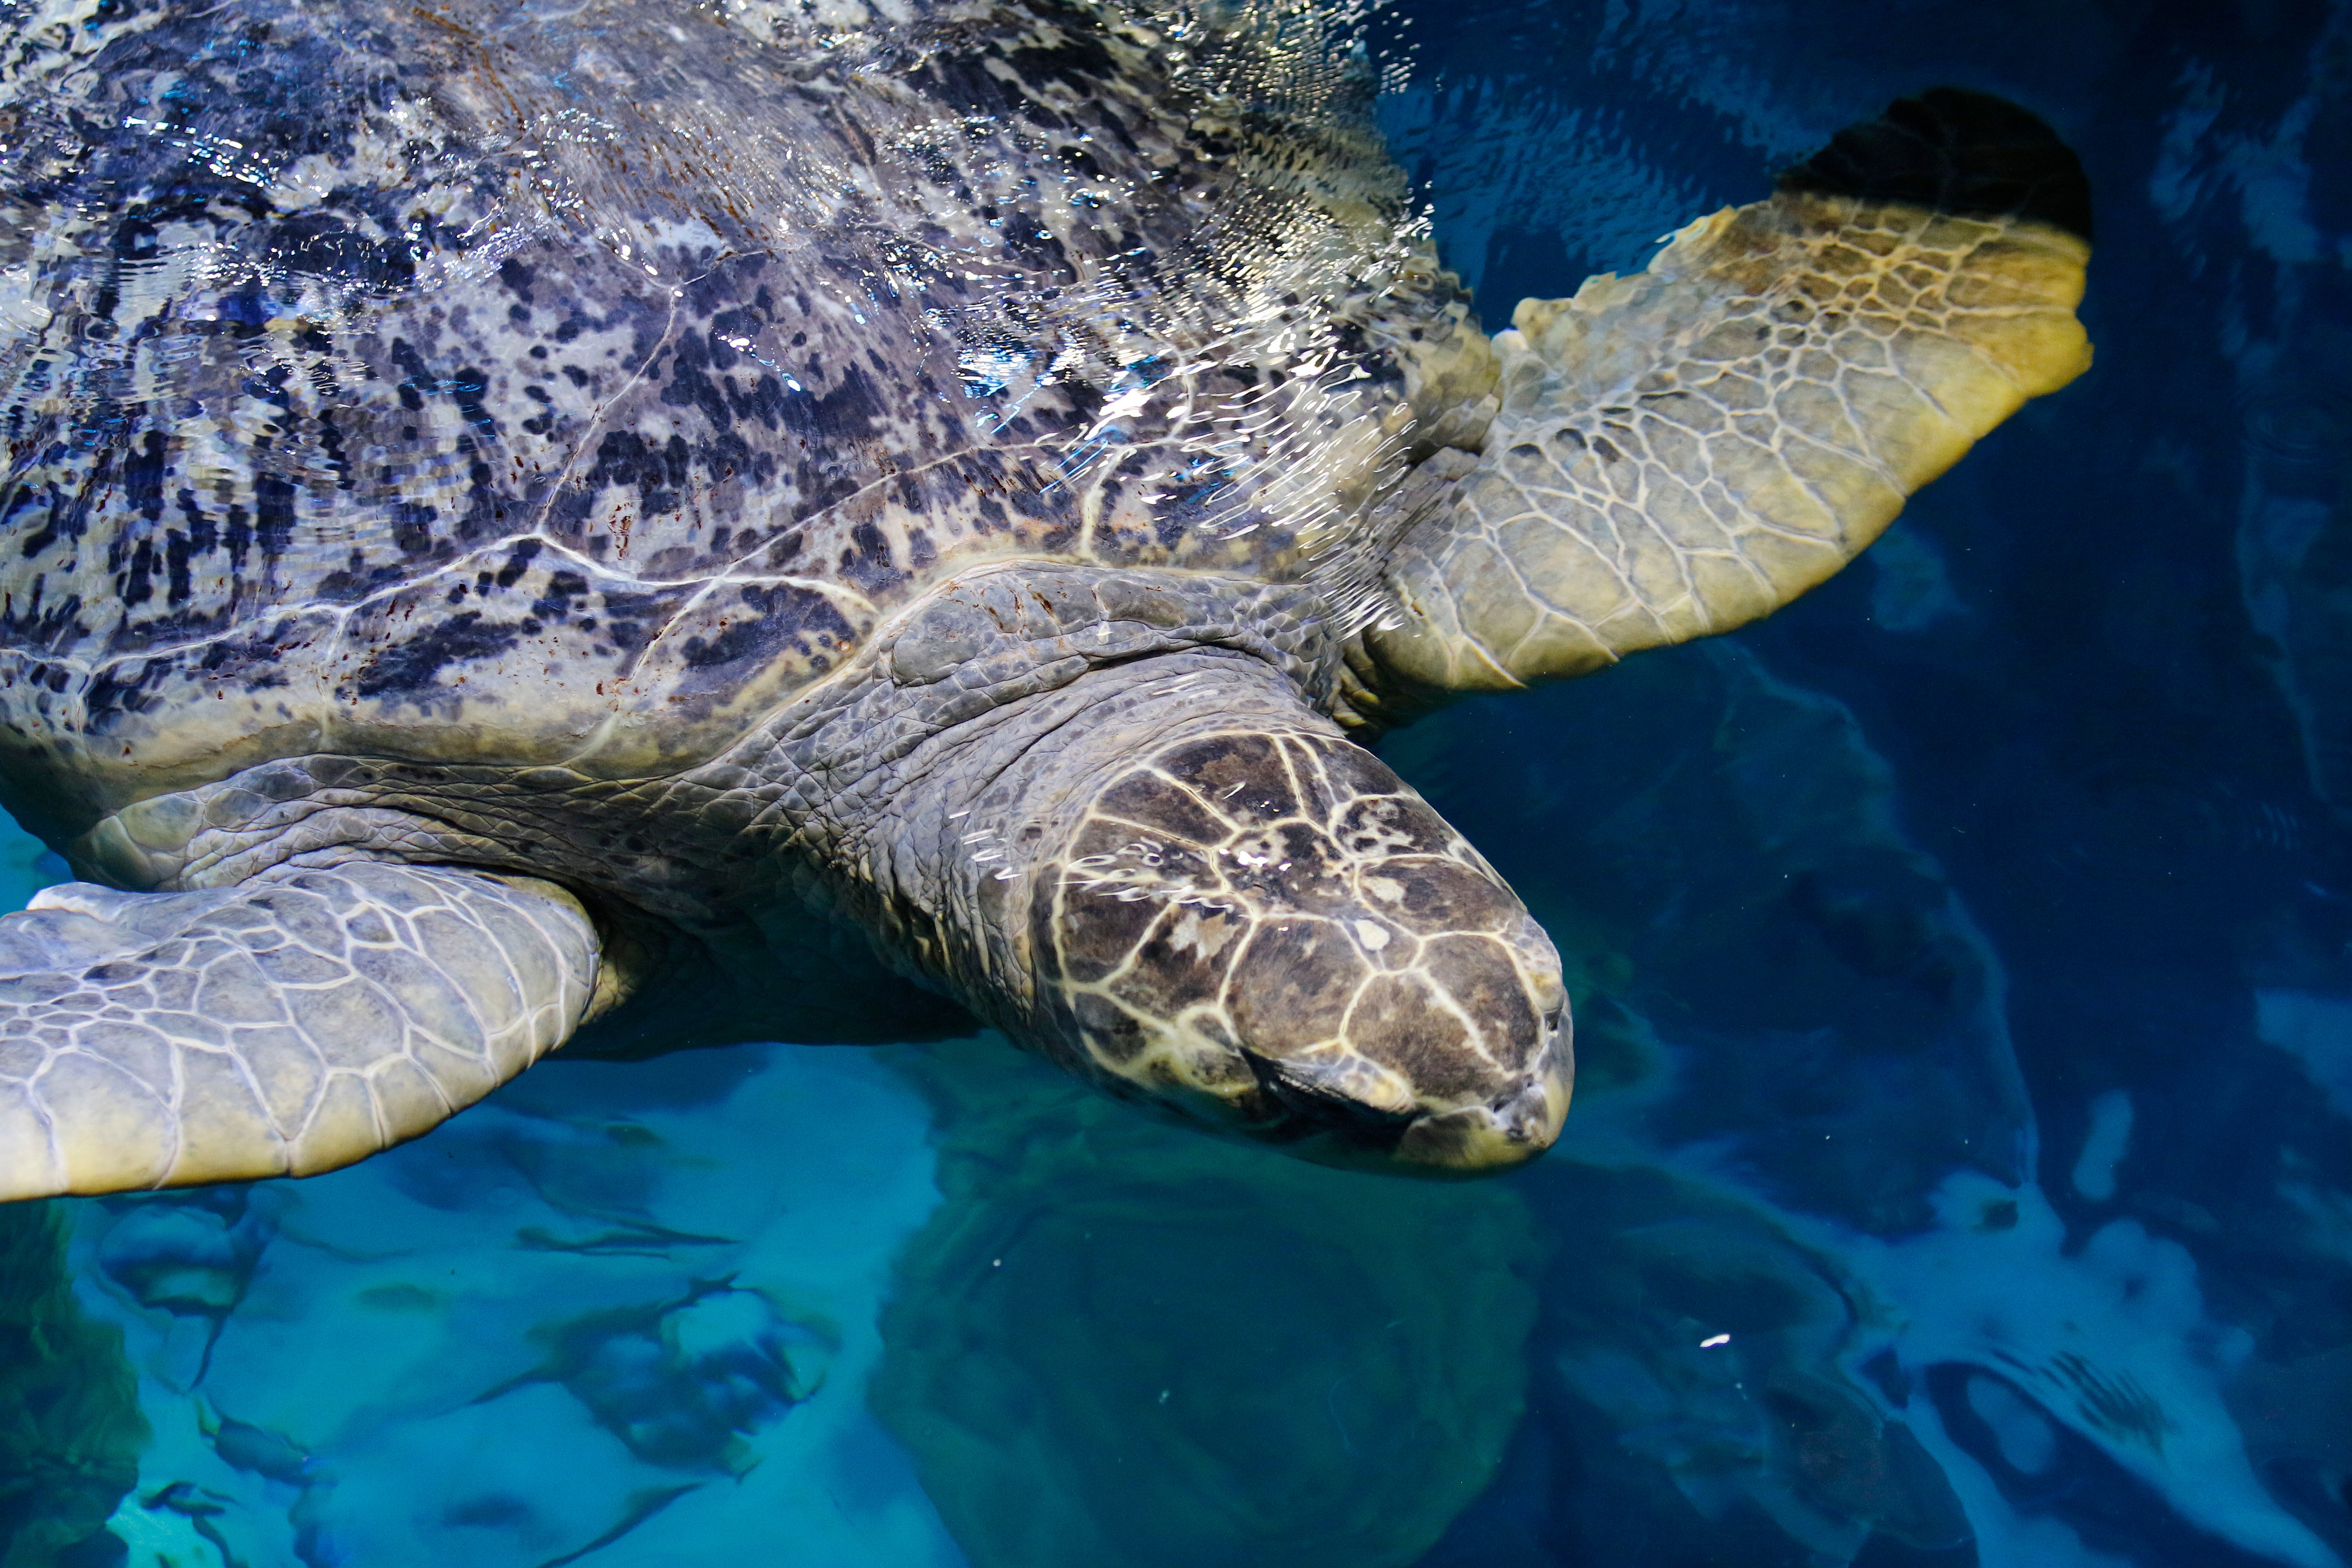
0 863 598 1200
1372 188 2091 691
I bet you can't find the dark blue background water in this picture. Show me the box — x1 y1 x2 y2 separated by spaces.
4 1 2349 1565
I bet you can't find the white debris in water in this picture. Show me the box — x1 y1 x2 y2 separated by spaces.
2070 1090 2135 1202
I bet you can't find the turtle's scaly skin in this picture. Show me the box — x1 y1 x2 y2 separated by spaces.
0 0 1479 827
0 0 2091 1197
0 866 596 1195
1371 183 2091 692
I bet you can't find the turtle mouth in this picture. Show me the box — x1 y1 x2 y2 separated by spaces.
1240 1047 1421 1154
1390 1072 1569 1173
1238 1037 1570 1174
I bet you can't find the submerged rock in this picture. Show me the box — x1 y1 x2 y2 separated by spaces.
1424 1163 1970 1568
872 1039 1543 1568
0 1203 147 1567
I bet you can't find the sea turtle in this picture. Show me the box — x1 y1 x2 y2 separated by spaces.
0 0 2090 1199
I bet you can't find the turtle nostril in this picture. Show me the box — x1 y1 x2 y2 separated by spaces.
1496 1090 1548 1142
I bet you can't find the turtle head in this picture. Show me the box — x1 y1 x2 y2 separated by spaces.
1026 704 1571 1173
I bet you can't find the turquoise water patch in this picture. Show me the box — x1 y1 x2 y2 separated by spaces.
57 1038 958 1568
5 0 2352 1563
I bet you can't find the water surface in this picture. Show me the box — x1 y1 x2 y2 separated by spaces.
5 0 2351 1565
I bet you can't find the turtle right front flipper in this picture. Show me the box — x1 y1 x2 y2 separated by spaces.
0 864 601 1200
1366 89 2093 697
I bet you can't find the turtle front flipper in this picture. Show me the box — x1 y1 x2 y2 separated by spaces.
1366 89 2092 696
0 865 601 1200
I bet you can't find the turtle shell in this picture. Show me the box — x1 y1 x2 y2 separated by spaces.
0 0 1482 839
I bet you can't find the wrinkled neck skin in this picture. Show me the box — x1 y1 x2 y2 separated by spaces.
65 560 1570 1171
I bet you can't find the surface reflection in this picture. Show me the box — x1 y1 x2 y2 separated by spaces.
1 0 2349 1564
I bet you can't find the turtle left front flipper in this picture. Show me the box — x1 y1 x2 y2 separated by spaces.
1364 89 2093 698
0 864 601 1200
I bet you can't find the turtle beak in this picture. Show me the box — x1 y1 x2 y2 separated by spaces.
1234 966 1573 1174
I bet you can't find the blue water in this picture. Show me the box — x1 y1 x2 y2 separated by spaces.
6 0 2351 1564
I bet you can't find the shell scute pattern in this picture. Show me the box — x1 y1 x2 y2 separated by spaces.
0 0 1476 833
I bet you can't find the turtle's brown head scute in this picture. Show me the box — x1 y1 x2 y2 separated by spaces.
1033 714 1571 1171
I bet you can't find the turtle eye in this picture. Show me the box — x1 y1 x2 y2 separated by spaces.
1542 1005 1564 1032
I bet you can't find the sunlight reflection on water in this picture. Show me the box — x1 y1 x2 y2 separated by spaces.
0 0 2348 1564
